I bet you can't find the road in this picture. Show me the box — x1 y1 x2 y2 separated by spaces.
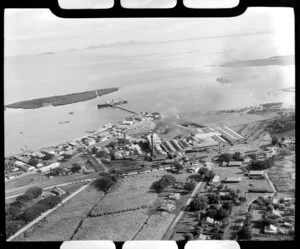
7 181 92 241
5 172 100 199
162 180 205 240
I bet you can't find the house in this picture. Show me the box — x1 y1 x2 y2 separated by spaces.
271 209 281 218
198 234 209 240
264 224 278 234
169 193 181 200
223 177 242 183
211 175 220 183
248 171 265 179
205 217 215 225
42 149 56 157
38 162 60 173
31 151 46 159
42 191 57 198
222 161 228 167
159 203 176 212
282 222 293 229
28 166 36 172
51 187 66 196
227 161 243 167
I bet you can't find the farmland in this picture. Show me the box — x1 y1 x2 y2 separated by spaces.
90 172 167 216
134 213 176 240
73 209 149 241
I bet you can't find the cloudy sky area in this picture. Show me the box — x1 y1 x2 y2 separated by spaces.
4 6 294 57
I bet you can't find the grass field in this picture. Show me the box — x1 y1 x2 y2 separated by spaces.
14 185 104 241
73 209 149 241
90 171 167 216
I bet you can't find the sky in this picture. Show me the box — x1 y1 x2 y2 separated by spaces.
4 7 294 57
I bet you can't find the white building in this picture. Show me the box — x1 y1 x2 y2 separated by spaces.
38 162 60 173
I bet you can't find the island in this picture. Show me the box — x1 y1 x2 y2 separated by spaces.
5 88 119 109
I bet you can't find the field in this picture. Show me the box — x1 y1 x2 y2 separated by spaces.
135 213 175 240
72 209 149 241
14 185 104 241
90 171 167 216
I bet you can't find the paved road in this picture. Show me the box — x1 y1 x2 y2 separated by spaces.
162 181 205 240
7 181 91 241
6 172 100 199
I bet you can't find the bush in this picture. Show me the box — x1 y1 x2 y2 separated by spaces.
51 167 65 176
16 194 32 204
24 186 43 199
6 220 25 238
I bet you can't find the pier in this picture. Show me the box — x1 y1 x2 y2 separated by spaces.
113 106 137 114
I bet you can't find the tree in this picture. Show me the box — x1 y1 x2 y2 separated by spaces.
151 181 165 193
207 193 220 204
215 208 229 220
218 153 233 162
71 163 82 173
232 152 244 161
198 167 209 176
237 225 252 240
190 197 207 211
184 232 194 241
93 176 115 193
271 136 279 145
204 170 216 182
44 153 55 160
28 158 39 166
91 147 98 154
184 182 195 191
222 202 233 212
161 175 176 185
51 167 65 176
16 194 31 204
173 161 184 172
239 196 247 203
207 209 218 219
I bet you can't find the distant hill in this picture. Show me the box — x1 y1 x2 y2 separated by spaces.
220 55 294 67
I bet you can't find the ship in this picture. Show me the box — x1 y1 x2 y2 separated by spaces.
97 99 128 109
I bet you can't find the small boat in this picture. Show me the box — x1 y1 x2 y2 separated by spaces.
64 121 70 124
69 112 74 115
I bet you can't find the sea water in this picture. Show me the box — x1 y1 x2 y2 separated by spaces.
4 39 295 156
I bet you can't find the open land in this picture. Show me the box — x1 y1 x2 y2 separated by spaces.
6 103 295 241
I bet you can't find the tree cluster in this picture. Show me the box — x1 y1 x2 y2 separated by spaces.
151 175 176 193
250 158 274 170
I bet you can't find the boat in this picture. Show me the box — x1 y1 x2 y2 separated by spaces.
97 99 128 109
69 112 74 115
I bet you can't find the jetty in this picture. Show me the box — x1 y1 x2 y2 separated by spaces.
97 99 137 114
